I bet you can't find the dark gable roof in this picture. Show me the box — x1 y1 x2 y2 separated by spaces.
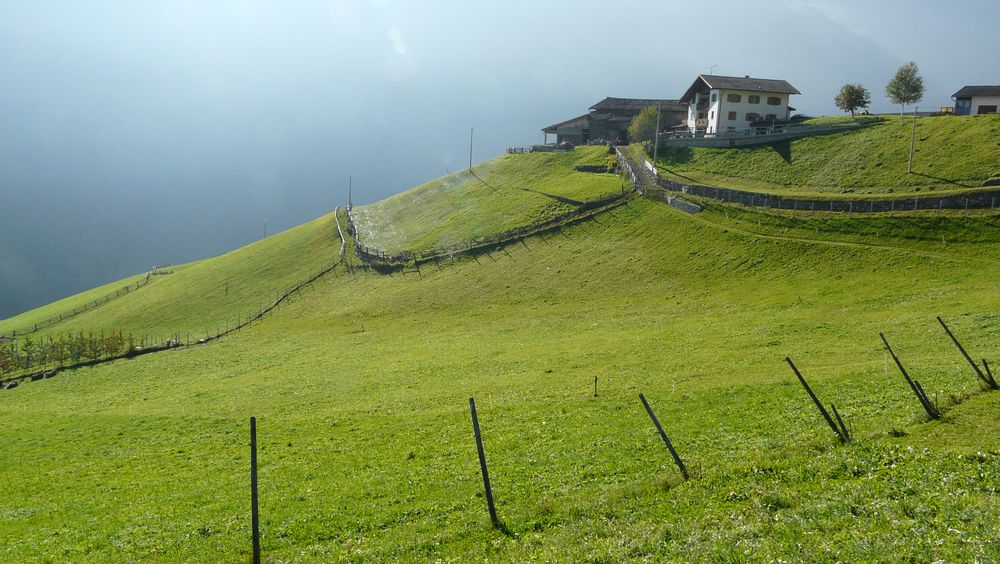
952 85 1000 98
680 74 801 102
589 97 686 112
542 113 590 133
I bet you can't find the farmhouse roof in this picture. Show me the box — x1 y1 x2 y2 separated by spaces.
542 113 590 133
589 97 686 112
952 85 1000 98
680 74 801 102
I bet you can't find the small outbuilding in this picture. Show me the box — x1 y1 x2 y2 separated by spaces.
952 86 1000 115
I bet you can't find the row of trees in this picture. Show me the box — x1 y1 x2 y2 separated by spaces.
835 61 925 117
0 332 139 376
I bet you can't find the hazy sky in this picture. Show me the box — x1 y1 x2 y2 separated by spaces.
2 0 998 318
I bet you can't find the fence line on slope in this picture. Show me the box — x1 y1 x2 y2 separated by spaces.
1 273 155 341
345 187 638 269
614 147 703 214
334 205 347 260
619 147 1000 214
1 210 349 388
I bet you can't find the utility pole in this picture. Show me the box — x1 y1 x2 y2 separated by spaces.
652 103 662 174
469 128 474 171
908 106 918 174
263 220 267 239
348 175 352 210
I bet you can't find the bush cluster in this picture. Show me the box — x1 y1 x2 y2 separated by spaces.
0 332 134 376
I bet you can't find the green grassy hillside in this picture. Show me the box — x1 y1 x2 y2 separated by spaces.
2 158 1000 561
352 146 624 253
653 114 1000 196
0 212 342 341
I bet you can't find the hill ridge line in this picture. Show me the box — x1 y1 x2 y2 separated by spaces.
2 273 154 340
1 209 350 390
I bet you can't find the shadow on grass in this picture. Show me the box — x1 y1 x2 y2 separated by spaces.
521 188 586 206
495 521 515 538
657 145 694 165
911 172 977 188
470 170 499 190
768 140 793 164
661 168 699 182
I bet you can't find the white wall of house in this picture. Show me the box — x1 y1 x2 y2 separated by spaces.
971 95 1000 114
708 89 790 133
687 89 791 134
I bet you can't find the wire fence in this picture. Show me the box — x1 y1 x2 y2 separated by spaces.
1 210 350 388
619 147 1000 214
346 188 637 268
2 273 154 340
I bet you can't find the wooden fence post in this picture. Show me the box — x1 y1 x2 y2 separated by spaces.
937 316 998 389
468 397 499 528
879 332 939 419
249 417 261 564
784 356 848 442
638 394 689 480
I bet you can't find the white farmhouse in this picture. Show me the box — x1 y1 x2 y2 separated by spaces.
679 75 801 135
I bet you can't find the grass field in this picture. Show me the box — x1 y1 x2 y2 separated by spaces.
0 213 342 342
351 146 624 253
2 155 1000 561
651 114 1000 196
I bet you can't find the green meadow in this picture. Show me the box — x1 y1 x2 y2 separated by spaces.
652 114 1000 196
2 143 1000 561
350 146 622 253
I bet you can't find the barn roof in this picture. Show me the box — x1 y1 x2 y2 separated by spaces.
680 75 801 102
542 113 590 133
589 97 686 112
952 85 1000 98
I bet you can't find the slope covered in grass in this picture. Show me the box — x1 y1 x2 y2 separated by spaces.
2 185 1000 561
0 212 342 342
351 146 625 253
653 114 1000 196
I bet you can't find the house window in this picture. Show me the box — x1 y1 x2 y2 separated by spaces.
746 112 759 121
709 111 714 120
727 111 737 120
711 92 717 103
727 93 741 103
698 112 706 119
765 114 777 121
767 96 782 105
748 95 760 104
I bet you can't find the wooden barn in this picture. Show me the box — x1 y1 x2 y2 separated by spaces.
543 97 687 145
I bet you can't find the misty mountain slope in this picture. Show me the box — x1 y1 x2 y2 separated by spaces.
3 182 1000 561
653 114 1000 195
351 146 623 253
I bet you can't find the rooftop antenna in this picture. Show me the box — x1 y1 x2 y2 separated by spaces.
706 64 717 74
